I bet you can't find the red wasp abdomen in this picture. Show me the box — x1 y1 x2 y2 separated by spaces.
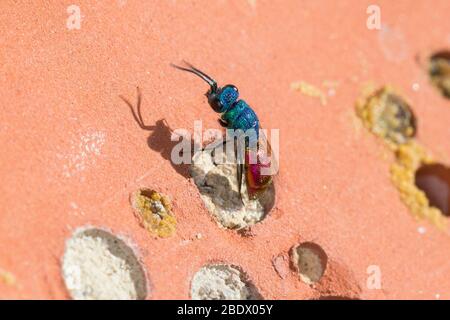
245 148 273 199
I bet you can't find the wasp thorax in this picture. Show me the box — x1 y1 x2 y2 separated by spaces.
209 85 239 113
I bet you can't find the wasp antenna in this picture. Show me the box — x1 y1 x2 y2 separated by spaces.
171 62 217 91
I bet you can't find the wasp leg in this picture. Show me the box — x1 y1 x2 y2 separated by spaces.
212 139 226 164
237 162 245 205
218 118 228 128
233 137 246 205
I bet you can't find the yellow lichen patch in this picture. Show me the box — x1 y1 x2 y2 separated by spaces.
0 268 16 286
429 52 450 98
356 86 448 229
390 142 447 229
130 189 176 238
356 86 416 146
291 81 327 106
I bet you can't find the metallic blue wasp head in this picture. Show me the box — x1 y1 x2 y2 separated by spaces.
171 61 239 113
208 84 239 113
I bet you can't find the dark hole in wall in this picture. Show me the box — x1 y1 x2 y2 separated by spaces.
415 163 450 216
429 50 450 98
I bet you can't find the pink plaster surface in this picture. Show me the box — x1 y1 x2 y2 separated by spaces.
1 0 450 299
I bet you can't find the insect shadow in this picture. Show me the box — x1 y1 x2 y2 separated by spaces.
120 87 195 179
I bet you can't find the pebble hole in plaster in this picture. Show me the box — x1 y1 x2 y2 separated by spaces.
62 227 148 300
415 163 450 217
429 50 450 98
130 188 177 238
356 86 416 145
190 264 262 300
391 142 447 228
190 150 275 230
356 87 449 227
291 242 328 285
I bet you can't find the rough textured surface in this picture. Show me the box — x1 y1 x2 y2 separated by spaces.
62 228 148 300
190 151 275 229
191 264 259 300
1 1 450 300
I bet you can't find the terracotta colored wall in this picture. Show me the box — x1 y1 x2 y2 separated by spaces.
1 0 450 299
